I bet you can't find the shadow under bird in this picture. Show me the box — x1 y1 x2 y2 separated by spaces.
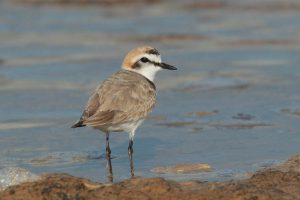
71 46 177 182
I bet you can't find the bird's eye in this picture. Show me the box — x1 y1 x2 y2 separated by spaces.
140 57 149 63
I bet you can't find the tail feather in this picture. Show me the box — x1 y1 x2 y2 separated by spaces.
71 119 86 128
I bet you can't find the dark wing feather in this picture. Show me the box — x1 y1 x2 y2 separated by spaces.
71 92 100 128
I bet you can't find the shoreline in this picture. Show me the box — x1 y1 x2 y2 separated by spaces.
1 155 300 199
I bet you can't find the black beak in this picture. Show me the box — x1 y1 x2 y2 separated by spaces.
159 62 177 70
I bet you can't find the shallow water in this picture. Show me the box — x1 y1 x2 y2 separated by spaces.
1 0 300 183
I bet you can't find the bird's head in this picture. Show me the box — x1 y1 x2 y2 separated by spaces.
122 46 177 81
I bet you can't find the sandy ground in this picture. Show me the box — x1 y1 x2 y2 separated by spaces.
1 155 300 200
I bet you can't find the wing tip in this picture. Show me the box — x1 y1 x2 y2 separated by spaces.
71 120 86 128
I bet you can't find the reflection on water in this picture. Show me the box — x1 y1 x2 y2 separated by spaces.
1 0 300 183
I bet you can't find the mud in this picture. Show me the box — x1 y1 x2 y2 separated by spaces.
186 111 219 117
281 109 300 117
9 0 161 6
183 2 300 12
209 122 273 130
232 113 255 121
157 121 194 128
1 155 300 200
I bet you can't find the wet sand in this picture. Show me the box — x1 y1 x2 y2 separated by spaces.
1 155 300 200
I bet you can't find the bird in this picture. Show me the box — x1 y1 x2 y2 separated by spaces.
71 46 177 182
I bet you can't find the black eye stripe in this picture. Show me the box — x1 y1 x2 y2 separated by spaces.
153 62 160 66
138 57 160 67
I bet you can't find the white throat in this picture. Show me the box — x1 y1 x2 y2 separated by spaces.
133 65 161 81
125 54 162 82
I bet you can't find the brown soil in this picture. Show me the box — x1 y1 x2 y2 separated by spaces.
2 155 300 200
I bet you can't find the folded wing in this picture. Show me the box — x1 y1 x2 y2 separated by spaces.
73 70 156 128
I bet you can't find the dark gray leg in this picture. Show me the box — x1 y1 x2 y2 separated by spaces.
105 132 113 183
128 139 134 178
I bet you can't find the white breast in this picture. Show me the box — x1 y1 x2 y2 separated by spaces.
99 119 145 139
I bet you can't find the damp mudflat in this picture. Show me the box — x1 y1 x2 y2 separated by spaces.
1 0 300 183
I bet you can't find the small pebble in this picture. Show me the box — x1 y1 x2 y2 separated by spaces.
152 163 212 174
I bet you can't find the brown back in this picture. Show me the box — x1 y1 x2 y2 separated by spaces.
81 70 156 127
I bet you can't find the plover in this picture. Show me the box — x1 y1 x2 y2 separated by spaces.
72 46 177 182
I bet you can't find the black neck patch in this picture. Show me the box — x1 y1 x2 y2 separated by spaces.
144 77 156 90
132 61 141 69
